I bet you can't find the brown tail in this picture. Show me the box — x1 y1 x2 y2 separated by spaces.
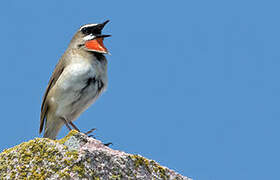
43 113 64 140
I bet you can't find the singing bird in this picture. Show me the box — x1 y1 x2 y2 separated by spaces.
40 20 111 139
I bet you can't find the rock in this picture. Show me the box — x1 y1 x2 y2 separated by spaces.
0 130 191 180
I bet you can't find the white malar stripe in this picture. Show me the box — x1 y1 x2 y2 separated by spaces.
83 34 95 41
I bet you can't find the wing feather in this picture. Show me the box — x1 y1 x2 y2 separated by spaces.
39 60 65 133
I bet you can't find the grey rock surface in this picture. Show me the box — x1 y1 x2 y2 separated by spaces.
0 130 191 180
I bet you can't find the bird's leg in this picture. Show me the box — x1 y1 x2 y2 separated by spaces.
69 121 81 132
67 121 96 136
61 118 72 131
85 128 96 135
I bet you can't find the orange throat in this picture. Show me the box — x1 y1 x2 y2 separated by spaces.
85 38 108 53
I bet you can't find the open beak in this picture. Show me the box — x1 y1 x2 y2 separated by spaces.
96 20 110 30
85 20 111 54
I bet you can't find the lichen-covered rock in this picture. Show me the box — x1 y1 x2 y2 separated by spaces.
0 130 191 180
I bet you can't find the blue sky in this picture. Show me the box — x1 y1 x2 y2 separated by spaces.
0 0 278 179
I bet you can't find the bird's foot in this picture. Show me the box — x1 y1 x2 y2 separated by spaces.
85 128 97 138
103 142 113 147
83 128 112 146
85 128 96 135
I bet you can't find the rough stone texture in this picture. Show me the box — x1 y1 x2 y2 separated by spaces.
0 130 191 180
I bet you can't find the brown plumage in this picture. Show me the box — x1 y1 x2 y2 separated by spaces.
40 21 110 139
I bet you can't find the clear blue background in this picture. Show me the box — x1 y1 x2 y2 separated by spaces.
0 0 278 179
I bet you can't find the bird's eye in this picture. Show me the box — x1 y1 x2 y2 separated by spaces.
81 27 91 35
81 26 101 35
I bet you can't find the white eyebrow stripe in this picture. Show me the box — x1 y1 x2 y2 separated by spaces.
79 24 98 31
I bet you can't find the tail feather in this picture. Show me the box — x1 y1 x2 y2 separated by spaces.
43 114 64 140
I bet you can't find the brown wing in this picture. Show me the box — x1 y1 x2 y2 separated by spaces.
39 60 65 133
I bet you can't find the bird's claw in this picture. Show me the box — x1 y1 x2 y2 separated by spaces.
104 142 113 146
88 135 96 138
83 128 112 146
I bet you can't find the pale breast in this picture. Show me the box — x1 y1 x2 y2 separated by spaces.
58 62 94 91
52 56 107 120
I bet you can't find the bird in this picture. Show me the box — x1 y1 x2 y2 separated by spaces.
39 20 111 139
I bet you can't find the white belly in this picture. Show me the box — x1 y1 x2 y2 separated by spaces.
53 59 107 121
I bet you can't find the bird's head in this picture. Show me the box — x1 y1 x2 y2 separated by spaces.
70 20 111 54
